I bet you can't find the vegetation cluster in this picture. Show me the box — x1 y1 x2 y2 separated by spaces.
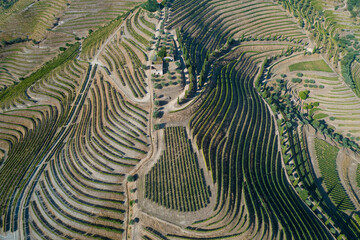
0 36 31 48
348 0 360 17
142 0 167 12
0 0 17 9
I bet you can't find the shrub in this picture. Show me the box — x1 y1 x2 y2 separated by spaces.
291 78 302 83
299 90 310 100
154 83 162 89
296 72 303 77
298 189 309 200
153 110 160 118
127 175 135 182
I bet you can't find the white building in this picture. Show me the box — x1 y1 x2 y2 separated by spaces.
151 55 163 75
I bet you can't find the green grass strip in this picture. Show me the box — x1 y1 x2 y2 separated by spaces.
313 113 328 120
289 60 333 72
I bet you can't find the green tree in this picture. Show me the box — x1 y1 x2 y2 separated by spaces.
299 90 309 100
153 110 160 118
142 0 161 12
157 46 167 58
299 189 309 200
127 175 135 182
299 19 305 28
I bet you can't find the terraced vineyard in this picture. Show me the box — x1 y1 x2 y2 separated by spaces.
54 0 140 37
181 51 330 239
27 72 149 239
0 44 58 91
2 0 360 239
270 53 360 140
0 4 153 238
314 138 355 211
96 8 152 98
145 126 209 212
